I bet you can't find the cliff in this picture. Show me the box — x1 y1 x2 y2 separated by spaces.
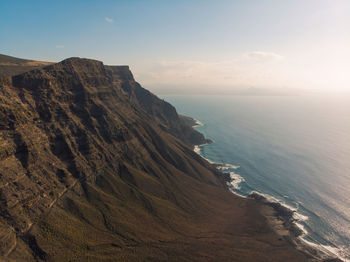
0 56 314 261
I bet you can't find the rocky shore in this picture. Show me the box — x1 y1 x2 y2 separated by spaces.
0 54 334 261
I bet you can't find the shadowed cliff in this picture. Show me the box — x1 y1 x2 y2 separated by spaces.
0 56 315 261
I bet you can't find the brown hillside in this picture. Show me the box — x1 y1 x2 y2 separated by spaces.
0 54 53 77
0 57 315 261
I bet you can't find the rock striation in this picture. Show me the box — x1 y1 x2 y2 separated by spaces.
0 56 316 261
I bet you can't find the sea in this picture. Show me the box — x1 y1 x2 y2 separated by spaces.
161 94 350 261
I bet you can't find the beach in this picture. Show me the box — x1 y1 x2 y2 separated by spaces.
190 118 344 262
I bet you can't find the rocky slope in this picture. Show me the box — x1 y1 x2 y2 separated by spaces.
0 54 52 77
0 56 315 261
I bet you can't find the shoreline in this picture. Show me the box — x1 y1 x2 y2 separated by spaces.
188 116 343 262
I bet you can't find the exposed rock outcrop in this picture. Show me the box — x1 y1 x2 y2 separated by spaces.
0 56 314 261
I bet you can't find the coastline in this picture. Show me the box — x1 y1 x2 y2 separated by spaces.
187 116 343 262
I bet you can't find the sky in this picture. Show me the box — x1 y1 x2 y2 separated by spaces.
1 0 349 94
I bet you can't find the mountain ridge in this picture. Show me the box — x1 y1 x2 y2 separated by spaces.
0 55 317 261
0 54 53 78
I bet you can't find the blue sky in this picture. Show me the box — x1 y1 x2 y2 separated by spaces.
1 0 349 92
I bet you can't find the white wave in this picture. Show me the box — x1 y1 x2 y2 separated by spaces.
249 191 310 224
193 143 223 166
295 222 308 235
193 142 244 192
193 143 209 155
250 191 296 210
227 172 245 190
228 187 247 198
294 212 309 221
300 237 350 262
194 120 204 127
217 163 240 170
194 145 201 154
190 118 348 261
250 192 348 261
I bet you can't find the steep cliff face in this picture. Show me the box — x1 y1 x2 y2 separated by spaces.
0 57 311 262
105 65 209 146
0 57 218 260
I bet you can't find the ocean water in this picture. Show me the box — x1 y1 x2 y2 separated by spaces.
161 94 350 261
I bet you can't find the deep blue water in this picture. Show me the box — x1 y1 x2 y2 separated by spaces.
162 94 350 261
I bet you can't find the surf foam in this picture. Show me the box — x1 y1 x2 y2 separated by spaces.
191 118 347 262
194 120 204 127
301 237 350 262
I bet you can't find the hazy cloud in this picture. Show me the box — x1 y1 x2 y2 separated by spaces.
105 17 114 23
55 45 64 49
137 51 286 88
243 51 284 62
